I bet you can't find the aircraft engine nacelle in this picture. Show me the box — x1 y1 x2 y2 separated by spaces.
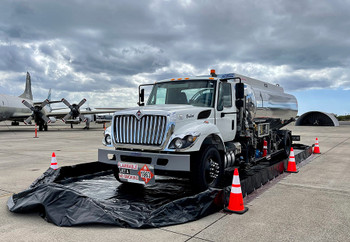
85 114 96 122
49 117 57 123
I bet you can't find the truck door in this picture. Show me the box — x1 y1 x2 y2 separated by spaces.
216 82 237 141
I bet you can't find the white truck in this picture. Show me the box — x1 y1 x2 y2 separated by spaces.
98 70 298 191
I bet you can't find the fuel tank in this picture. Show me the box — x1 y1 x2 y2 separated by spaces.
234 74 298 121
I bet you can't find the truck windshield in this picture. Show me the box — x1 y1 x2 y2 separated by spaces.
147 80 216 107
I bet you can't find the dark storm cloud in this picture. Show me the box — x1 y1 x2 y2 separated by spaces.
71 45 169 75
1 0 350 102
279 75 333 91
0 45 44 72
39 43 56 58
53 74 137 92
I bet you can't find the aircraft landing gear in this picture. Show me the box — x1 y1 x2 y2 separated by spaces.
83 120 90 130
38 123 48 131
11 121 20 126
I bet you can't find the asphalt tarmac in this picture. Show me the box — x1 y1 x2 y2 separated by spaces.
1 122 349 241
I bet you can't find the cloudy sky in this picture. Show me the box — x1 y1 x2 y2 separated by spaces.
1 0 350 115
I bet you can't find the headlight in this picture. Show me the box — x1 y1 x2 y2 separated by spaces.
174 138 184 149
169 134 198 150
105 134 111 145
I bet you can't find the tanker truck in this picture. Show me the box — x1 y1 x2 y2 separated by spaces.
98 70 298 191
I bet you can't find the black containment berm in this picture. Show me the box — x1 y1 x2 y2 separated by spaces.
7 144 312 228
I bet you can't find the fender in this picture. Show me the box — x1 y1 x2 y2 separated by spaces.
164 120 225 152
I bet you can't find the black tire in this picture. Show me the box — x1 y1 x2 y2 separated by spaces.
282 131 292 158
44 124 48 131
191 146 224 191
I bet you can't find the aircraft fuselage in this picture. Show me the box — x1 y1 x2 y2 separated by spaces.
0 94 32 121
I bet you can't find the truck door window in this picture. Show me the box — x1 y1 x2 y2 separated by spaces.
218 82 232 110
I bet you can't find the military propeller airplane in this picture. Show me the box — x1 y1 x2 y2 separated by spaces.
0 72 122 131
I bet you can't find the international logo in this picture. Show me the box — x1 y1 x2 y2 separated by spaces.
136 110 142 120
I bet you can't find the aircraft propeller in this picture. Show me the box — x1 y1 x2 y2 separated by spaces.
61 98 87 122
22 99 51 129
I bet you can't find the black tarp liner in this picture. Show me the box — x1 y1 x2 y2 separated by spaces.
8 144 311 228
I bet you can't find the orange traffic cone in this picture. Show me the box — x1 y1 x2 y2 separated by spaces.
224 168 248 214
34 124 38 138
50 152 58 170
313 138 320 154
286 147 298 173
262 139 267 157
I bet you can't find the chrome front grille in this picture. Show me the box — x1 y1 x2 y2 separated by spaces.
114 115 167 146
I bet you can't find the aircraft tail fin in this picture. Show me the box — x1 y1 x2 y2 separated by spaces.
19 72 33 100
47 88 52 112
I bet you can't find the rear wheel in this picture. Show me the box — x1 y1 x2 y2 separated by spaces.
191 146 224 191
280 131 292 158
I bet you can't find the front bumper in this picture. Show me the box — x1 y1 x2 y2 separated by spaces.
98 148 191 172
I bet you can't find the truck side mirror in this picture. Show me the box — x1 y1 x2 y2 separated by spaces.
236 100 243 109
140 89 144 102
235 83 244 99
138 89 145 106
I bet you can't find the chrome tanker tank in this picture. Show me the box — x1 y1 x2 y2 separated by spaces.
233 74 298 121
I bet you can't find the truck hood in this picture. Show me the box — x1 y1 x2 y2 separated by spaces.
114 105 212 124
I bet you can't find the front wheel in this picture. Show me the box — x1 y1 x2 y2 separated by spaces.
191 146 224 191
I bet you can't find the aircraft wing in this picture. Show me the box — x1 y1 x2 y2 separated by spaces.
33 100 62 106
46 108 125 118
80 108 124 115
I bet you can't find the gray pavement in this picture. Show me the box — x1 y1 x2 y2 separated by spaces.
0 122 349 241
